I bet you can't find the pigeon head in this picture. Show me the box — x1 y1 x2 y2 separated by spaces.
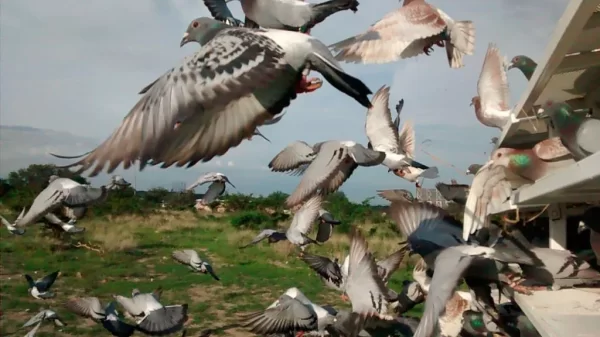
181 17 227 47
490 148 524 169
508 55 537 76
539 101 581 129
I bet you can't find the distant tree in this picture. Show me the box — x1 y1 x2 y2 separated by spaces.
3 164 89 211
144 187 170 204
259 191 289 210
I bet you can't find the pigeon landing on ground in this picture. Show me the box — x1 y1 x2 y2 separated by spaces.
241 287 336 336
507 55 537 80
172 249 220 281
238 229 288 248
66 297 136 337
59 18 374 177
25 271 59 299
471 43 513 130
329 0 475 68
538 100 600 160
114 288 188 336
186 172 236 205
269 140 385 207
225 0 359 31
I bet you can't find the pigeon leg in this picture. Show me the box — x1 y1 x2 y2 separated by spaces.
423 43 435 55
295 68 323 94
435 40 445 47
340 293 349 302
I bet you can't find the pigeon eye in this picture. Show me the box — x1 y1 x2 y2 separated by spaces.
192 21 199 28
514 57 519 62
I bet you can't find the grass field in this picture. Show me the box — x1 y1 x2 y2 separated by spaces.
0 209 422 336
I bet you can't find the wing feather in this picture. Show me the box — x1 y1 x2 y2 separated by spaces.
289 194 322 235
269 141 316 173
365 86 400 153
397 120 416 158
477 43 510 112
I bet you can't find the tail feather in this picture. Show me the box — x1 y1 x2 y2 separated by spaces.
307 53 372 108
446 20 475 68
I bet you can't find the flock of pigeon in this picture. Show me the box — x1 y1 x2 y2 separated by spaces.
4 0 600 336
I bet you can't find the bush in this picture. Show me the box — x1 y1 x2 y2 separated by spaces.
230 211 277 230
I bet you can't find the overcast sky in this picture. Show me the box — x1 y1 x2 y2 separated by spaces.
0 0 567 203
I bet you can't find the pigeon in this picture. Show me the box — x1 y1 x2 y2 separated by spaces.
391 280 425 315
376 246 408 285
24 320 43 337
114 288 188 336
269 140 385 207
412 244 532 337
6 176 128 228
285 193 323 250
579 206 600 262
226 0 359 31
365 86 434 176
238 229 288 248
58 18 374 177
463 139 575 240
435 182 469 205
376 189 415 202
0 211 25 235
343 227 393 325
43 213 85 234
66 297 137 337
172 249 220 281
466 164 482 175
331 309 419 337
393 99 404 131
329 0 475 68
241 287 336 336
507 55 537 80
300 252 346 291
25 271 59 299
392 165 440 183
23 309 66 329
186 172 236 205
315 208 341 243
537 100 600 160
471 43 513 130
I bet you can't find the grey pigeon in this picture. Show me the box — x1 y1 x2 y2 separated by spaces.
23 309 66 329
390 280 425 315
269 140 385 207
241 287 336 335
376 246 408 285
376 189 414 202
59 18 373 176
172 249 220 281
239 229 288 248
301 252 345 290
25 271 59 299
225 0 359 31
538 100 600 160
579 206 600 262
435 182 469 205
6 176 128 228
66 297 136 337
0 211 25 235
286 194 323 250
114 288 188 336
315 208 341 243
186 172 235 205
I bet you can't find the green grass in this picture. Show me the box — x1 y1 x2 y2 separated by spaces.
0 210 422 336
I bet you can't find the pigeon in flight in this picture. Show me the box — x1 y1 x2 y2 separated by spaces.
65 297 137 337
315 208 341 243
58 18 374 177
25 271 60 299
172 249 220 281
239 229 288 249
22 309 66 332
186 172 236 206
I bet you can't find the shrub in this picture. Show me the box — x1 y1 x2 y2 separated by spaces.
230 211 276 230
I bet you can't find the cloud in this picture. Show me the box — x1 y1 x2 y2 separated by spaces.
0 0 568 203
227 161 235 167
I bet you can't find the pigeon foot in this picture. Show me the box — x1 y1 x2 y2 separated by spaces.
423 45 434 55
340 293 349 302
435 40 445 47
295 76 322 94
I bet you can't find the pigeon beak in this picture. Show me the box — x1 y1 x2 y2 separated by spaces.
507 62 515 70
469 101 474 107
180 32 190 48
536 107 549 120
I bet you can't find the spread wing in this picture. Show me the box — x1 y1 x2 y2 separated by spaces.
65 297 106 320
345 228 389 317
62 28 290 176
286 141 348 207
301 253 344 286
477 43 510 112
365 85 400 153
269 141 316 173
397 120 416 158
414 247 475 337
18 183 69 226
463 162 512 240
239 229 279 248
203 0 239 23
435 182 469 205
377 248 407 284
241 298 317 334
288 194 322 235
63 186 104 207
37 271 59 292
187 172 220 190
377 189 414 202
202 182 226 204
114 295 143 317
